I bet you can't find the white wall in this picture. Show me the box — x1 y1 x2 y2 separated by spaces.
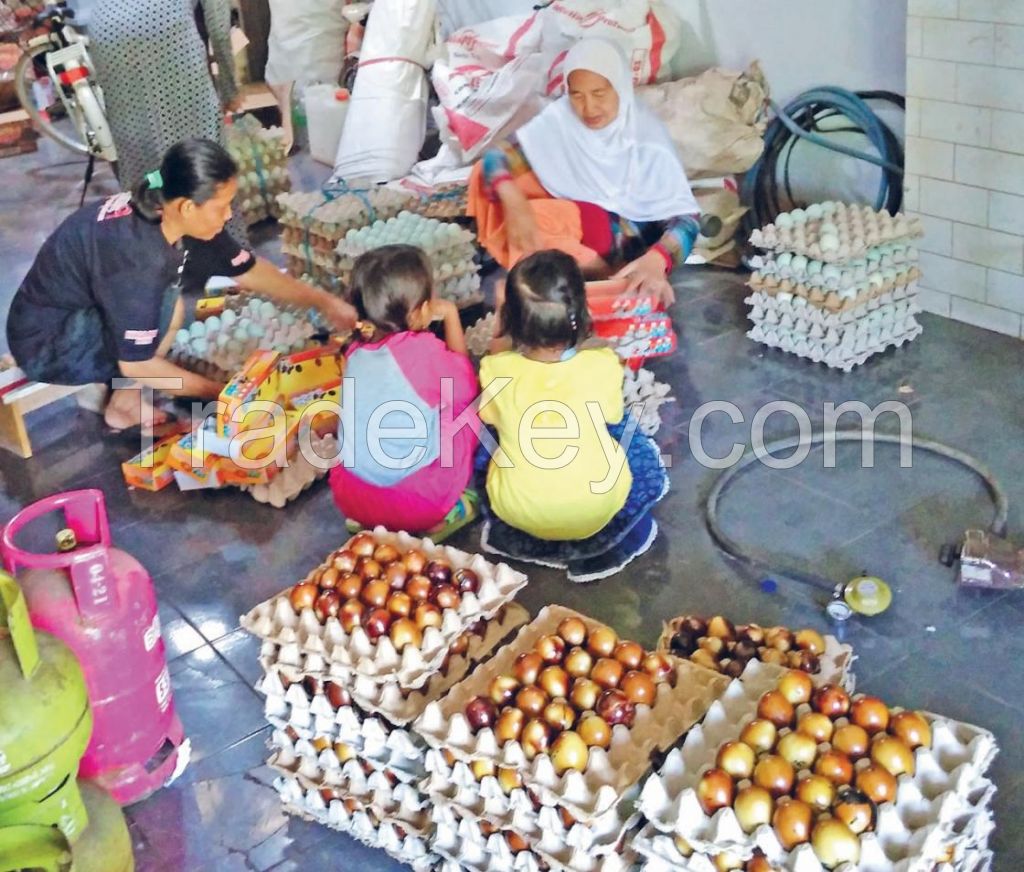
904 0 1024 338
663 0 907 102
663 0 908 204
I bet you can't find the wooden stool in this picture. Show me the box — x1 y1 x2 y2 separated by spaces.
0 379 107 458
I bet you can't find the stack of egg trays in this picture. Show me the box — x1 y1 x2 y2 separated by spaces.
271 771 436 871
227 116 291 226
636 660 998 871
278 189 413 284
746 204 925 372
244 531 530 868
413 605 731 872
332 212 483 308
241 530 530 691
168 294 318 381
404 182 470 221
655 619 856 694
259 605 528 869
748 203 924 264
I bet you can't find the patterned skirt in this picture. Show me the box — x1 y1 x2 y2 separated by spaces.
478 420 669 582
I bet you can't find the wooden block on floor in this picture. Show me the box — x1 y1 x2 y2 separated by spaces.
0 381 97 459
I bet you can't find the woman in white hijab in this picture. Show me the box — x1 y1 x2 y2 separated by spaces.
468 39 701 304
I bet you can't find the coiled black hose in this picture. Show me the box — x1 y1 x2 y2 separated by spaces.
704 431 1009 592
741 87 906 239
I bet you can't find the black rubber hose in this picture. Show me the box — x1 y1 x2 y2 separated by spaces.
704 431 1010 591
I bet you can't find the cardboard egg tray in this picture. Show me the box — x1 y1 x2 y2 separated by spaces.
258 672 427 770
241 530 529 689
414 605 731 821
745 285 921 329
272 774 436 871
429 805 636 872
278 188 413 242
243 432 338 508
749 256 920 296
227 116 291 226
422 750 641 860
633 822 730 871
748 205 923 263
269 723 424 784
637 660 998 869
748 318 923 372
257 603 529 727
749 300 922 338
251 605 524 740
656 619 855 692
749 266 920 310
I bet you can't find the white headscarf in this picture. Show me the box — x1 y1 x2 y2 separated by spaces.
517 39 699 223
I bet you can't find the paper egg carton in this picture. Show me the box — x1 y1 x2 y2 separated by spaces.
257 668 427 765
639 661 998 868
624 368 675 438
656 620 854 692
748 268 920 313
633 821 718 871
257 603 529 726
226 117 291 225
423 750 641 858
243 432 338 507
748 204 924 262
745 286 921 329
169 296 318 376
273 774 436 871
241 529 529 689
349 603 530 725
748 298 922 338
278 188 413 240
334 212 476 260
749 250 919 292
748 317 923 372
268 747 428 826
401 182 470 220
430 805 635 872
268 724 425 786
466 312 498 358
414 605 731 821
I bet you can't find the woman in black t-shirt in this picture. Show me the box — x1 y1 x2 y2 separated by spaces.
7 138 355 433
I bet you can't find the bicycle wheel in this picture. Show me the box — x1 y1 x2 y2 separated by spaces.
14 42 90 157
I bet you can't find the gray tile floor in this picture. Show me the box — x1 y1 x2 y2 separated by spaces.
1 138 1022 870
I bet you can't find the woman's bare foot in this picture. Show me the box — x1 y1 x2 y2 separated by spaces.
103 387 168 433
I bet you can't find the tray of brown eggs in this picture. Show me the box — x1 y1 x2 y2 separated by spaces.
273 772 436 871
414 605 730 821
257 603 529 730
658 615 855 692
422 746 639 860
638 661 997 871
430 804 635 872
241 530 529 689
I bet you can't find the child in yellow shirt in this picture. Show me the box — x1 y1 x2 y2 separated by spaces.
478 250 669 582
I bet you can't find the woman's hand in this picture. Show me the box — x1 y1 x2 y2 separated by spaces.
613 249 675 306
224 94 244 115
321 295 359 332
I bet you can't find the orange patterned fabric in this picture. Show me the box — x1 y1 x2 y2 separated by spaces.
467 163 599 270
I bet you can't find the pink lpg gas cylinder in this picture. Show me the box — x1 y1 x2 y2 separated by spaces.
1 489 189 805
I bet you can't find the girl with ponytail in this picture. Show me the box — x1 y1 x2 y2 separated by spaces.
478 250 669 583
7 138 355 435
